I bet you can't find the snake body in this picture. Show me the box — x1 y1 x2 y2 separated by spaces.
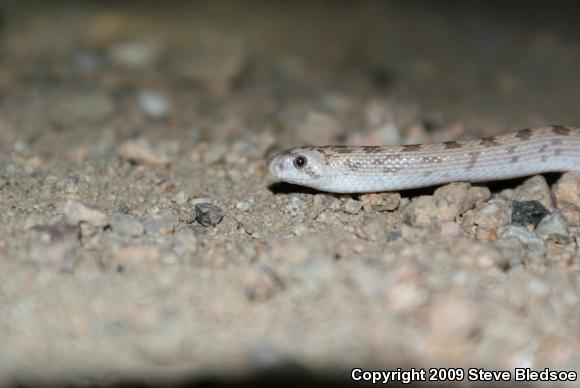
267 125 580 193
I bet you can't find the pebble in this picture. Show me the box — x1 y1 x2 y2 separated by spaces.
137 91 172 119
359 192 401 211
461 198 511 229
475 228 498 241
535 212 570 242
195 203 224 227
63 200 108 227
235 201 252 212
405 183 490 227
110 214 145 237
118 139 170 169
343 198 363 215
498 225 546 256
357 215 386 241
508 175 553 209
173 191 189 206
552 172 580 226
511 201 549 227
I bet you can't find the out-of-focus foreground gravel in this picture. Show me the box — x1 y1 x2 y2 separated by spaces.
0 1 579 386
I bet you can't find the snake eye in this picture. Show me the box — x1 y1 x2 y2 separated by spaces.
293 155 307 169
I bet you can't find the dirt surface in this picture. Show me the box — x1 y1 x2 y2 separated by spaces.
1 1 580 387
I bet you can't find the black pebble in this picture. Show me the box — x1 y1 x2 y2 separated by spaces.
511 200 549 227
195 203 224 227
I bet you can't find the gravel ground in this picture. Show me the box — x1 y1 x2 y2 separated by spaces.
1 1 580 387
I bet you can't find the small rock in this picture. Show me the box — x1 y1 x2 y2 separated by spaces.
142 210 175 236
343 198 363 215
137 91 171 119
357 215 386 241
462 198 511 229
359 192 401 211
475 227 497 241
173 191 189 206
498 225 546 256
511 200 549 227
117 203 130 214
118 139 170 169
235 201 252 212
244 224 257 235
404 183 490 227
552 172 580 226
507 175 553 209
535 213 570 242
63 200 108 227
195 203 224 227
111 214 144 237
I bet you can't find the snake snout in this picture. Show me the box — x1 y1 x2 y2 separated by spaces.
267 154 285 177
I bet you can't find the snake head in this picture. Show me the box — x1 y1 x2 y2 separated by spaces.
267 147 327 187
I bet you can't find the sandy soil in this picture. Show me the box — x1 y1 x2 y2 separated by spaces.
0 1 579 387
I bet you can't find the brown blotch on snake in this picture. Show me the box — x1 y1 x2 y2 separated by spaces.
443 141 462 149
480 136 500 147
402 144 422 152
552 126 571 136
366 146 385 154
516 128 533 141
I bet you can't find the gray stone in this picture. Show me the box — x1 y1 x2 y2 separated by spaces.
195 203 224 227
511 201 549 227
535 213 570 242
343 198 363 215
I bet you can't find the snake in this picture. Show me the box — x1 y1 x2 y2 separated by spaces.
267 125 580 193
